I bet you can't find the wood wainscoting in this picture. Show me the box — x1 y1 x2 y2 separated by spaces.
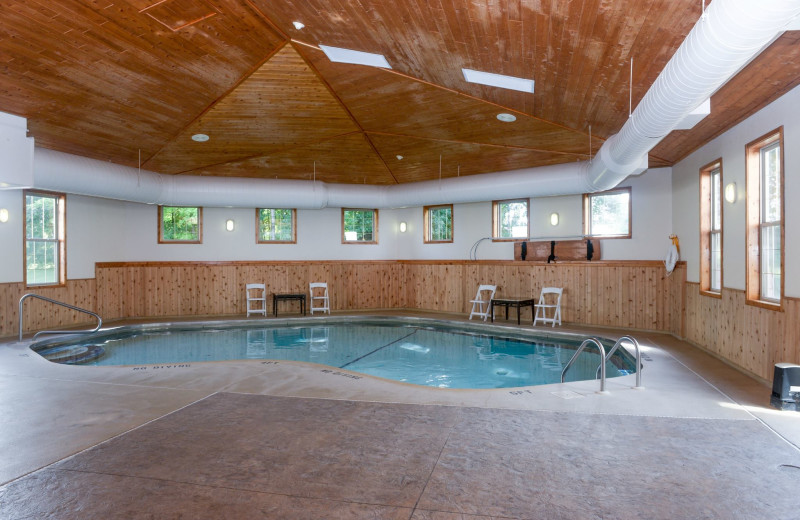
1 279 97 339
1 260 678 338
682 282 800 382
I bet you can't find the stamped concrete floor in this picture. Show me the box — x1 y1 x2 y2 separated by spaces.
1 313 800 519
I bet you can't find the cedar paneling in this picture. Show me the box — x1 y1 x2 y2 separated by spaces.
682 281 800 382
1 279 97 338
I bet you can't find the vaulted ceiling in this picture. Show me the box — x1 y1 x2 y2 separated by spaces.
1 0 799 186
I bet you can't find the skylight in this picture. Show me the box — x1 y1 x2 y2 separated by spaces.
462 68 534 93
319 45 391 69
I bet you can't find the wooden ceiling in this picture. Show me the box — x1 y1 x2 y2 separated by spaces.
1 0 798 186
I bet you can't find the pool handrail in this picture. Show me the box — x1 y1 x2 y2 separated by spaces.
595 335 643 389
19 293 103 342
561 337 607 393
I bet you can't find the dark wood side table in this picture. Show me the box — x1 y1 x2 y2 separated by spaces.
490 297 535 325
273 293 306 316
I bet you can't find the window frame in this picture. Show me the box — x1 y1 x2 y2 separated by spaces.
699 159 723 298
491 198 530 242
582 187 632 239
423 204 454 244
158 206 203 244
23 189 67 288
255 208 297 244
745 127 784 309
341 208 379 244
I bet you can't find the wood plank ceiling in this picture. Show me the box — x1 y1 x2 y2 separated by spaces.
1 0 798 186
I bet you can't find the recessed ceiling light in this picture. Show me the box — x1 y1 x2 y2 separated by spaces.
319 44 391 69
292 21 304 30
396 155 403 160
462 68 534 93
191 133 209 142
496 113 516 122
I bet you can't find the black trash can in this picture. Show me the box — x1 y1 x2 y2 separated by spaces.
771 363 800 411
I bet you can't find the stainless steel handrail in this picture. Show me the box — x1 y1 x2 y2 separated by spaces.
19 293 103 341
561 338 607 392
596 335 643 389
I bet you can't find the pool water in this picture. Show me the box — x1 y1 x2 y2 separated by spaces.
32 323 635 389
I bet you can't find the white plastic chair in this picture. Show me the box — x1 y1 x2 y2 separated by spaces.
309 282 330 315
534 287 563 327
245 283 267 317
469 284 496 321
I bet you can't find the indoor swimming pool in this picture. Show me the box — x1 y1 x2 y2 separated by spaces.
30 318 637 389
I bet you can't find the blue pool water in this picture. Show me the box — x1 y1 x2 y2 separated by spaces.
32 322 635 389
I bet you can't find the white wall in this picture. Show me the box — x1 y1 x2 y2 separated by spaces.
672 83 800 296
0 189 23 283
0 165 673 282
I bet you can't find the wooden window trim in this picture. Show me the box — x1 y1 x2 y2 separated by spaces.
582 187 632 239
23 189 67 288
341 208 379 244
255 208 297 244
491 198 530 242
423 204 454 244
158 206 203 244
745 127 784 310
699 159 723 298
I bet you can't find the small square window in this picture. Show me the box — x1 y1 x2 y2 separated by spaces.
492 199 529 241
257 208 296 243
583 188 631 239
342 208 378 244
159 206 202 243
424 204 453 243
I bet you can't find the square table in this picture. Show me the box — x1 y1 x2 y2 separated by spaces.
490 296 535 325
273 293 306 316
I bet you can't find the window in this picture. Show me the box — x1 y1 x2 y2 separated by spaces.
583 187 631 238
158 206 202 243
746 128 783 307
700 160 723 296
24 190 66 286
342 208 378 243
257 208 296 243
424 204 453 243
492 199 529 240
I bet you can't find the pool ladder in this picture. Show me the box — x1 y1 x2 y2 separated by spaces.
560 336 643 393
18 293 103 342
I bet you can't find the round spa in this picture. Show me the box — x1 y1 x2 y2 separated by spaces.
30 317 638 390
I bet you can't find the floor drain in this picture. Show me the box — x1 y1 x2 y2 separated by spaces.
778 464 800 472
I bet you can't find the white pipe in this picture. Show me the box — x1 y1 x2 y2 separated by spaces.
585 0 800 191
30 0 800 208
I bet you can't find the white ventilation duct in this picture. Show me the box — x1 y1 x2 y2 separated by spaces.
30 0 800 208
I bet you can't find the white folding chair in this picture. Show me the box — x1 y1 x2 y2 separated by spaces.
245 283 267 317
469 284 496 321
309 282 330 315
534 287 563 327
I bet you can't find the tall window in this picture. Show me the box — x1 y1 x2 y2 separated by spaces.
492 199 529 240
583 187 631 239
746 128 783 306
257 208 296 243
342 208 378 244
158 206 202 243
24 190 66 286
424 204 453 243
700 160 723 295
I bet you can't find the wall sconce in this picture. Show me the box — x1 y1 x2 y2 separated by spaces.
550 212 559 226
724 182 737 203
225 219 235 232
399 221 407 233
0 208 8 223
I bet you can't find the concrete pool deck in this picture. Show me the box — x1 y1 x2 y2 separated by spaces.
1 312 799 518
